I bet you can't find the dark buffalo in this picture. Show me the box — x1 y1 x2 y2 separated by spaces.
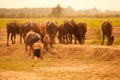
64 21 74 44
25 22 51 53
25 30 41 56
20 22 40 44
29 22 40 33
58 20 77 44
58 24 65 43
46 21 58 47
6 21 21 46
20 22 30 44
75 23 87 44
69 20 78 43
63 20 75 44
101 21 114 45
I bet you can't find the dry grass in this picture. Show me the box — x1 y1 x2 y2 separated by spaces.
0 28 120 80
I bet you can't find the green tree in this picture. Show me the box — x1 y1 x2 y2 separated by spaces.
51 4 62 17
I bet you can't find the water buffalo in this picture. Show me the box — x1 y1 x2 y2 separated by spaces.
37 22 52 51
25 30 41 56
38 22 48 43
63 20 75 44
64 21 74 44
46 21 58 47
58 24 65 43
25 22 51 54
20 22 30 44
101 21 114 45
58 20 77 44
6 21 21 46
20 22 40 44
75 23 87 44
69 20 78 43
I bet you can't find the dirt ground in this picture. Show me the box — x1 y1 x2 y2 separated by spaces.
0 28 120 80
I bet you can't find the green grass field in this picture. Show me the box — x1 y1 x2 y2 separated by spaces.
0 17 120 28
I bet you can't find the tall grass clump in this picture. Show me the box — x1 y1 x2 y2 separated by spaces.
91 27 102 44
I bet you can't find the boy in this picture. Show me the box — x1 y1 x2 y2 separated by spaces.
32 40 46 62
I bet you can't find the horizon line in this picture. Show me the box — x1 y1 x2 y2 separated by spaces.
0 7 120 12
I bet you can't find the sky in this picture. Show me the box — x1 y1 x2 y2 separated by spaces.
0 0 120 11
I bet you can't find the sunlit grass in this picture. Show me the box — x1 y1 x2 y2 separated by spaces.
0 58 33 71
0 57 61 71
0 17 120 28
0 57 99 71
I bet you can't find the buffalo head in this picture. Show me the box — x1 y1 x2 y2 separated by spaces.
107 36 114 45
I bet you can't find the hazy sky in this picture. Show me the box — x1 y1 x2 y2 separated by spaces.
0 0 120 11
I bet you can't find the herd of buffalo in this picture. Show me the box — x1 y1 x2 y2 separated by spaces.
6 20 114 52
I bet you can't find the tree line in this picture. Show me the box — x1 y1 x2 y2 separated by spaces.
0 4 120 18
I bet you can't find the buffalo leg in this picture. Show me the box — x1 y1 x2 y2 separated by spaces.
74 35 77 44
14 34 16 44
107 36 111 45
69 34 72 44
78 35 83 44
29 46 32 57
83 34 85 44
58 34 62 43
7 32 10 46
11 34 14 44
81 34 84 44
44 43 49 51
20 33 22 44
65 34 69 44
23 34 26 43
101 33 105 45
63 35 65 44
